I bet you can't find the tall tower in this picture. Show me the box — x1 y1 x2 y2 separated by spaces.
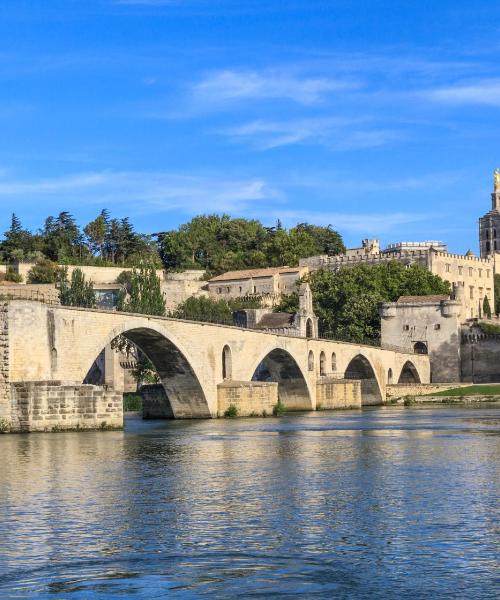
479 169 500 258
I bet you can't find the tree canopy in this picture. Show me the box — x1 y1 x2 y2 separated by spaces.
274 262 452 343
117 263 166 316
1 213 344 275
157 215 344 275
59 268 96 308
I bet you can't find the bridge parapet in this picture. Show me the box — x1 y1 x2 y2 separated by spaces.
0 300 430 431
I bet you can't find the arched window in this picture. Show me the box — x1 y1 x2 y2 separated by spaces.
308 350 314 371
387 368 393 384
306 319 313 338
413 341 428 355
486 241 491 253
222 345 232 380
331 352 337 373
319 351 326 376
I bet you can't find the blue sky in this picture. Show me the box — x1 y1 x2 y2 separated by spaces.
1 0 499 252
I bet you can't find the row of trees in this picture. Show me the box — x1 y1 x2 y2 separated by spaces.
158 215 345 275
1 211 160 266
1 213 345 275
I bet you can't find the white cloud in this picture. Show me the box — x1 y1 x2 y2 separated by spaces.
425 79 500 106
220 117 402 150
0 171 282 217
193 69 356 106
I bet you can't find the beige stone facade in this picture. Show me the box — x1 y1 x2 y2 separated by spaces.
217 381 278 417
207 266 308 304
0 300 429 429
300 244 494 319
316 378 361 409
380 295 462 382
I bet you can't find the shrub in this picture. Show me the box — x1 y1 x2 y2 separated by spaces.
123 393 142 412
27 258 64 284
403 395 415 406
0 419 10 433
273 399 286 416
224 404 238 418
4 267 22 283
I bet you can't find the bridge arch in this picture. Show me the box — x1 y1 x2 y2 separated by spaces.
83 322 210 418
250 347 313 411
398 360 421 384
344 354 383 405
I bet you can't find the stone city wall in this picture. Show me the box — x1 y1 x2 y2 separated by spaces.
217 380 278 417
386 383 470 399
316 378 361 409
7 381 123 432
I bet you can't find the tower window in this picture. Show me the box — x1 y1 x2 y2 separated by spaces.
486 241 491 253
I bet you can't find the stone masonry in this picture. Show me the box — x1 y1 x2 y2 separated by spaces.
8 381 122 432
0 300 429 430
217 381 278 417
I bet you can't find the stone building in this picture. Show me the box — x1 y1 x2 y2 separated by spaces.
300 241 494 319
479 168 500 258
380 290 463 382
233 282 318 338
207 266 308 305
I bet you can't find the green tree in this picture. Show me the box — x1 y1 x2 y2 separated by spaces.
157 214 345 275
1 214 35 261
117 263 165 316
274 262 451 343
494 274 500 316
483 295 492 319
27 258 64 284
59 268 96 308
42 212 86 262
171 296 233 324
84 211 108 258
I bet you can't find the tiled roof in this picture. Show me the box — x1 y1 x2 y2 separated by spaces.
397 295 449 304
209 266 305 282
255 312 295 329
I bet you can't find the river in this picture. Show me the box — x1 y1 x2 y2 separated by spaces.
0 405 498 599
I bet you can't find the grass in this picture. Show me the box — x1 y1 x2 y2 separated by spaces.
224 404 238 418
273 400 286 416
123 392 143 411
425 385 500 397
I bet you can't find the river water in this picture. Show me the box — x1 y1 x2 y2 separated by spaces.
0 406 498 599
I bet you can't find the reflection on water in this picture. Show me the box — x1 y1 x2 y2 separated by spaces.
0 406 498 598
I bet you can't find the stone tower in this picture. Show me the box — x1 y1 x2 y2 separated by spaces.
479 169 500 257
295 282 319 338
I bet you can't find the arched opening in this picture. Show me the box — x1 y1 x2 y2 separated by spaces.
252 348 312 411
308 350 314 371
486 240 491 253
413 341 428 355
345 354 383 406
331 352 337 373
398 361 421 384
306 319 313 338
388 368 393 384
319 351 326 376
222 345 232 380
83 327 210 419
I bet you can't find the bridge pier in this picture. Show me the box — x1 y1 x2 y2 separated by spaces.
0 300 430 431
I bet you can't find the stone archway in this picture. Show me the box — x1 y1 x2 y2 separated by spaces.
251 348 312 411
398 361 421 384
344 354 383 405
84 326 210 418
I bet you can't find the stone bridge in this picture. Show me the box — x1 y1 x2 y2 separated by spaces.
0 301 430 430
